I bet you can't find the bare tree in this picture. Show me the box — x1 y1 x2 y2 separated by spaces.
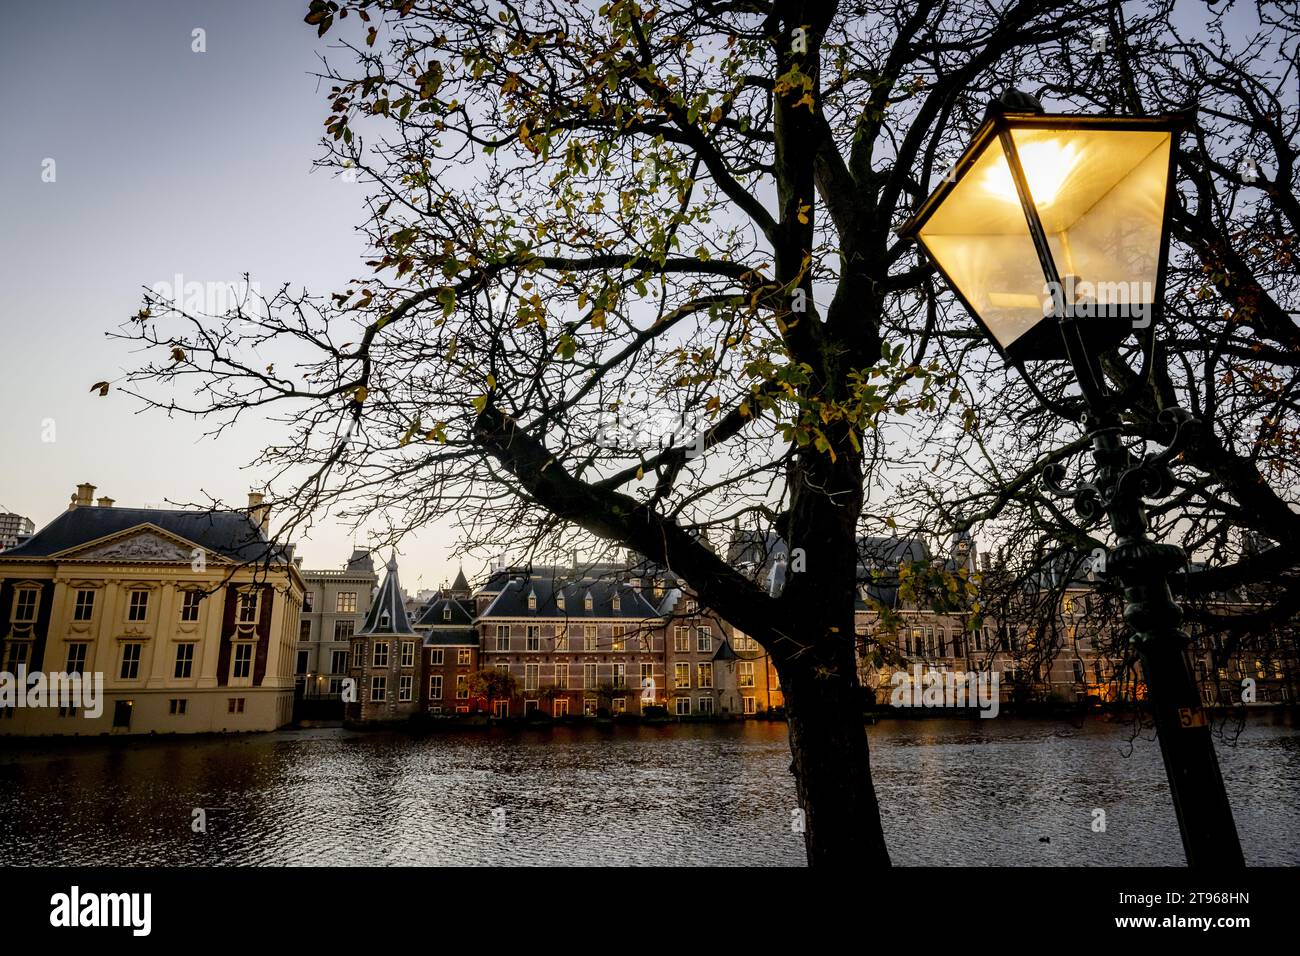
108 0 1209 865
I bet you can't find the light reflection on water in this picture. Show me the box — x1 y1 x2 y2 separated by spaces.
0 717 1295 866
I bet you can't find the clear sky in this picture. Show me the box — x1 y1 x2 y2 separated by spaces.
0 0 464 592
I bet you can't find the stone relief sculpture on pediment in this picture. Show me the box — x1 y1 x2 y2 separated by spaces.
74 531 194 562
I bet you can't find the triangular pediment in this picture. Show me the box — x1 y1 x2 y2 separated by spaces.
53 523 224 563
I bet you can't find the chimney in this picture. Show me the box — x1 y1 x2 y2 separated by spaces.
97 496 114 508
248 491 271 534
74 483 96 508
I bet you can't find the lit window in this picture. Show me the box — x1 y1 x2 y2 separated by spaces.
738 661 755 687
697 662 713 688
457 648 472 666
336 592 357 613
611 625 625 651
674 662 690 689
674 627 690 652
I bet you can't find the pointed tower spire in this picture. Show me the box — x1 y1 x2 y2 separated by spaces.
359 554 416 636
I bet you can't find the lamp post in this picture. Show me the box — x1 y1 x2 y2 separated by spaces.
901 91 1243 867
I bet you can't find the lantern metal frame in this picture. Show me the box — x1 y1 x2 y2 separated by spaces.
901 103 1189 420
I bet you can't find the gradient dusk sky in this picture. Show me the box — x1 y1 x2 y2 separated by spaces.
0 0 469 591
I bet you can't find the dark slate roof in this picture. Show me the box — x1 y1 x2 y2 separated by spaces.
346 548 375 572
712 640 738 662
451 568 470 592
422 627 479 646
857 535 931 570
359 554 417 636
481 575 660 619
414 594 475 628
0 506 282 563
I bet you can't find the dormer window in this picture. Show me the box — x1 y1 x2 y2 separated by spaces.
584 593 593 611
557 593 566 610
612 594 621 612
443 606 452 622
380 610 391 628
528 591 537 610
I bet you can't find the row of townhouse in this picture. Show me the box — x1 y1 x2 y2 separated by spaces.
0 485 304 735
345 558 784 724
846 534 1297 708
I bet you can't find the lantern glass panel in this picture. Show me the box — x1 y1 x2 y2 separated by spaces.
1008 126 1172 321
917 136 1048 351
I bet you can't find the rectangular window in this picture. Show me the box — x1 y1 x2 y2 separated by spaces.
583 625 597 651
73 589 95 621
611 626 625 651
399 675 413 701
299 620 312 642
738 661 755 687
227 697 245 715
496 625 511 652
430 675 443 699
697 662 713 688
334 620 355 642
302 592 313 612
168 698 187 716
174 643 195 679
65 643 88 675
674 662 690 689
553 625 567 651
238 591 258 624
526 626 541 651
640 662 653 690
352 642 365 668
456 675 469 699
13 588 38 622
612 697 626 714
553 698 569 717
296 650 309 674
525 663 539 692
181 591 202 623
742 696 756 715
370 676 387 701
696 626 712 653
4 642 30 673
120 643 142 680
698 696 714 715
127 591 149 622
612 663 625 689
232 643 253 679
675 696 691 716
328 677 345 695
113 700 134 727
937 629 948 657
331 650 348 673
429 648 444 666
583 663 597 689
400 641 415 668
555 662 569 689
372 642 389 667
336 592 357 613
457 648 471 666
674 627 690 653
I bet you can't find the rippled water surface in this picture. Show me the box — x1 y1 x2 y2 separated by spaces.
1 717 1296 866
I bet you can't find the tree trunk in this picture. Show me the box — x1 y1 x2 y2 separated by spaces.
781 648 891 867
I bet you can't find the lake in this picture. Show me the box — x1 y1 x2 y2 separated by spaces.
1 716 1296 865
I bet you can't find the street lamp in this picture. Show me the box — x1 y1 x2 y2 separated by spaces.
901 91 1244 867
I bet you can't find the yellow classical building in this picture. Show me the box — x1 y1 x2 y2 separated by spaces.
0 484 304 735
